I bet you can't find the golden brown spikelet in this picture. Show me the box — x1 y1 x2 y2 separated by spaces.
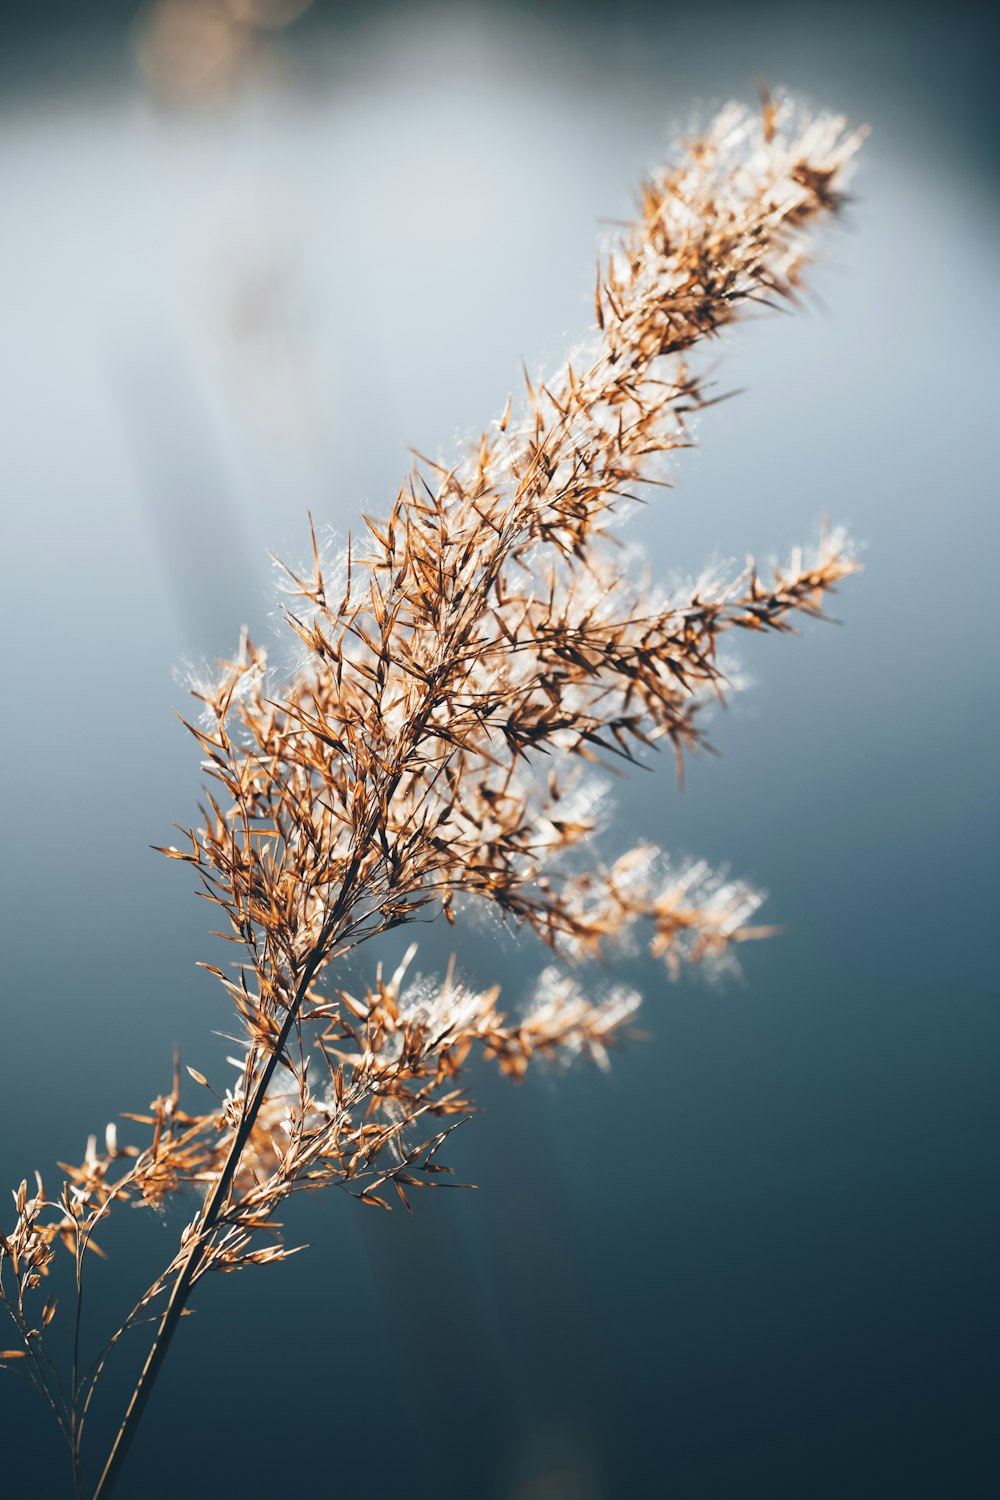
1 92 864 1499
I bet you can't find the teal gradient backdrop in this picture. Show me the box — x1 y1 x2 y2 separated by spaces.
1 3 997 1496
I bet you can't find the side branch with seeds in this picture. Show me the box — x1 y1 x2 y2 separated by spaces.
1 92 865 1500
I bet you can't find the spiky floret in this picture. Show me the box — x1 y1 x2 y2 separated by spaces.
2 93 864 1499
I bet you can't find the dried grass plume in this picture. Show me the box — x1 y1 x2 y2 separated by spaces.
1 90 866 1499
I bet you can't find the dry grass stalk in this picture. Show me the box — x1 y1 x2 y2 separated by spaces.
1 91 865 1498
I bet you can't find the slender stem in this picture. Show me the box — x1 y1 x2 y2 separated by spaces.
90 945 325 1500
1 1282 71 1448
71 1227 85 1500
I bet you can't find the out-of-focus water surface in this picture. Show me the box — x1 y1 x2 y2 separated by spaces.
1 3 997 1496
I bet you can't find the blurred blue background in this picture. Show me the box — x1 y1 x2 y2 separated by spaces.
1 2 997 1496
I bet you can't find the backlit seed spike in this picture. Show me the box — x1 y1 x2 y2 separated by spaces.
3 97 863 1498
